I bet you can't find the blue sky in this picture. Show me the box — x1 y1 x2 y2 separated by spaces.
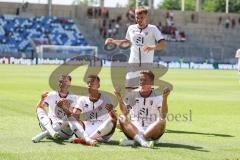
0 0 164 8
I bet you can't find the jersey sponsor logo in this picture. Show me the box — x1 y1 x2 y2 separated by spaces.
133 34 144 47
135 99 139 103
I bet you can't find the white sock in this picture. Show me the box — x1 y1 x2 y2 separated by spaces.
89 118 114 139
68 116 91 141
134 134 149 147
37 108 57 137
32 123 62 142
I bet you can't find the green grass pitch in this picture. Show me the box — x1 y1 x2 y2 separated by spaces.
0 65 240 160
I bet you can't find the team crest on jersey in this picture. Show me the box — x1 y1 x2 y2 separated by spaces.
145 32 148 36
84 104 89 108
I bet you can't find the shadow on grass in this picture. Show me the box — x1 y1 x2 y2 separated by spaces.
155 143 209 152
102 140 208 152
37 138 66 145
166 129 234 137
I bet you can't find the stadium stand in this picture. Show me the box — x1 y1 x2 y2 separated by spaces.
0 14 88 57
0 2 239 65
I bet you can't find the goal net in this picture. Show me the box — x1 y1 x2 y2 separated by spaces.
36 45 98 61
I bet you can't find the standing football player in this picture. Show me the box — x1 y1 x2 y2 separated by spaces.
114 70 170 148
32 75 95 145
71 75 117 144
236 49 240 72
105 6 166 89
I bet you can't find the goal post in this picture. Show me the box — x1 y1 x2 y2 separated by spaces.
36 45 98 60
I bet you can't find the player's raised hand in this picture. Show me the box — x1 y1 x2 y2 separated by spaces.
105 38 114 45
163 87 170 98
114 87 122 101
143 45 155 52
41 91 48 100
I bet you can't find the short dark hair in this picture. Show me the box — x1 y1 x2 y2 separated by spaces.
135 6 148 15
140 70 154 81
87 75 100 82
58 74 72 83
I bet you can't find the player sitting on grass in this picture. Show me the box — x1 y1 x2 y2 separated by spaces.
70 75 117 144
32 75 96 146
114 70 170 148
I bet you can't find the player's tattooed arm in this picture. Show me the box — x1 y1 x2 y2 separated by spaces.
160 87 170 120
114 87 129 116
36 91 48 109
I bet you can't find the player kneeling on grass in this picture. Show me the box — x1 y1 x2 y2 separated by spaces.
32 75 96 145
114 70 170 148
71 75 117 144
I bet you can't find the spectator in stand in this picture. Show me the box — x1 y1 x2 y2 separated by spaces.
157 22 162 31
116 15 122 23
191 13 195 22
126 8 135 24
180 32 186 41
16 7 20 15
231 19 236 29
87 7 93 17
218 16 222 25
94 8 98 18
225 17 230 29
98 8 102 17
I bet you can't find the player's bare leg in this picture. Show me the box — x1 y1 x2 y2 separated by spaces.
143 119 166 144
119 115 154 148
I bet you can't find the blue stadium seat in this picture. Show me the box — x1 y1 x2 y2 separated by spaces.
0 14 89 54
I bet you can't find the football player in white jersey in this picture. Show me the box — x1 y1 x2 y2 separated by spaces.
32 75 96 145
114 70 170 148
105 6 166 89
70 75 117 144
236 49 240 72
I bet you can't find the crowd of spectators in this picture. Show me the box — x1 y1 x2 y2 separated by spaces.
157 11 186 42
218 16 240 29
87 7 122 38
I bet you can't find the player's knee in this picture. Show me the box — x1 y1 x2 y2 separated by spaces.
52 122 62 131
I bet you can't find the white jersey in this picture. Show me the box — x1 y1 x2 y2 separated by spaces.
124 89 163 130
125 24 164 64
44 91 78 121
75 93 112 125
